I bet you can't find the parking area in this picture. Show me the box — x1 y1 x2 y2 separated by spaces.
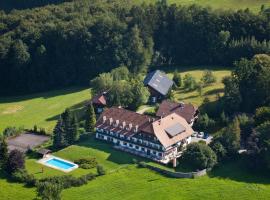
7 133 50 153
191 132 213 144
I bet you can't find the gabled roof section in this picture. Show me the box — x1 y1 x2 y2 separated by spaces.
144 70 173 96
156 100 198 123
152 113 194 148
91 93 107 106
96 107 157 136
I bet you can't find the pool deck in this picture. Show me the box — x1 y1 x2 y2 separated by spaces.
37 155 78 173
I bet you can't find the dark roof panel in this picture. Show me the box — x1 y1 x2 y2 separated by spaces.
165 123 186 137
144 70 173 96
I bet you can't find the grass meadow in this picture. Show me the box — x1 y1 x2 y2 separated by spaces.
0 87 90 134
1 135 270 200
138 0 270 12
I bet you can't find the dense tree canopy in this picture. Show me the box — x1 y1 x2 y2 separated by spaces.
223 54 270 113
181 142 217 170
0 0 270 95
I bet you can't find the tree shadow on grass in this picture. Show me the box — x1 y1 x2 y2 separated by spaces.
77 135 151 166
204 88 224 96
208 157 270 184
46 100 88 122
0 87 88 104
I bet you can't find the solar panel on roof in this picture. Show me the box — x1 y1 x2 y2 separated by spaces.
165 123 186 138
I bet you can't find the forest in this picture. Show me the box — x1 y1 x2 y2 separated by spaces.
0 0 270 95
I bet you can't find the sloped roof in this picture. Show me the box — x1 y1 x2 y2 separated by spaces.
96 107 156 136
156 100 198 123
91 93 107 106
95 107 193 148
152 113 194 148
143 70 173 96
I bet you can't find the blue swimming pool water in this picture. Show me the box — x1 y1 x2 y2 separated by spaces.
46 158 75 170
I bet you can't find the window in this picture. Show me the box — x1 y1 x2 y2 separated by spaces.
135 146 139 149
129 144 133 147
141 148 145 151
124 142 127 146
158 153 162 157
152 151 156 155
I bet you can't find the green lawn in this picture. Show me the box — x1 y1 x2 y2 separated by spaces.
139 0 270 12
166 66 231 106
1 135 270 200
0 87 90 134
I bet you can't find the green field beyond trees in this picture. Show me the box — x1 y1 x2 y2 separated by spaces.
0 67 230 133
141 0 270 12
0 88 90 133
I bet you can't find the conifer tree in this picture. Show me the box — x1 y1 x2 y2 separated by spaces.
70 115 79 143
62 108 73 146
0 136 8 169
85 103 96 133
53 116 65 148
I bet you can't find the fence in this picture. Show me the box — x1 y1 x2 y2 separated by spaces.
140 163 207 178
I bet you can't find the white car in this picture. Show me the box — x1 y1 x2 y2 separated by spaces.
197 132 204 138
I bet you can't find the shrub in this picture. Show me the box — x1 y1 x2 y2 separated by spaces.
209 141 227 161
39 173 95 189
201 70 217 86
138 161 147 168
36 181 62 200
173 71 182 87
212 118 241 156
6 149 25 174
3 126 23 137
0 137 8 169
74 157 98 169
11 169 36 186
194 113 216 132
181 143 217 170
183 73 197 91
97 165 106 176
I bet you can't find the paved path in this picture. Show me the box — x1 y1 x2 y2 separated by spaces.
136 106 151 114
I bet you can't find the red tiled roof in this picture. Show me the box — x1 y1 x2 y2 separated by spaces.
91 93 107 106
156 100 198 123
96 107 194 148
96 107 157 135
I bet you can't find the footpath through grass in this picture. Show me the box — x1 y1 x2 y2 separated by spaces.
0 87 90 134
139 0 270 12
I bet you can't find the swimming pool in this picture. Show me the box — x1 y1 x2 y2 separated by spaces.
38 156 78 172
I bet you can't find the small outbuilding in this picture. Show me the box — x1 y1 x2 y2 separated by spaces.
144 70 173 103
90 92 107 113
37 148 52 158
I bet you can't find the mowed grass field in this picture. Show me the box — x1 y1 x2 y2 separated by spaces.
0 87 90 134
1 136 270 200
167 67 231 106
139 0 270 12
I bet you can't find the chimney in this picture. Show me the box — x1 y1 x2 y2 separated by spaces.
103 116 107 123
109 118 113 125
115 120 119 127
122 121 126 129
135 125 139 132
129 123 133 129
148 118 151 122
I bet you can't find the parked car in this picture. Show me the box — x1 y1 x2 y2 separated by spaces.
192 131 198 137
197 132 204 138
